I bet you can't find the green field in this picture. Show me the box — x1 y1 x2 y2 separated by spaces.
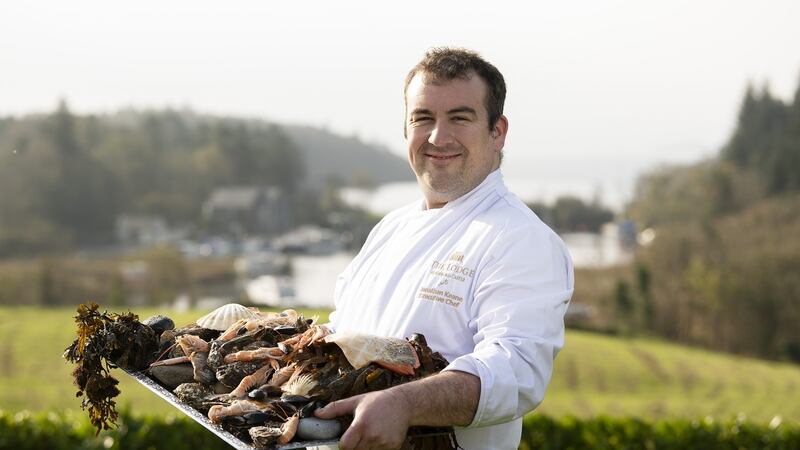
1 306 799 424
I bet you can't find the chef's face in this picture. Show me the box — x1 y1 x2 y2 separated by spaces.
405 72 508 209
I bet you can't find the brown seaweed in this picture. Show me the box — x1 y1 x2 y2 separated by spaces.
63 302 158 434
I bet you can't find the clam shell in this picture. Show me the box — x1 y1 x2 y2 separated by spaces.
196 303 261 331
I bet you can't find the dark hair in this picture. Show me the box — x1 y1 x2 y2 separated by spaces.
404 47 506 136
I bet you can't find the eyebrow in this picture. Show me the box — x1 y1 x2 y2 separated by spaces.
409 107 477 117
447 107 477 117
410 108 434 116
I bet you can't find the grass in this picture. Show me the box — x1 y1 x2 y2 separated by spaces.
2 306 799 424
541 332 800 422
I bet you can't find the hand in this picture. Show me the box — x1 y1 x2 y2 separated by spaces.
315 389 412 450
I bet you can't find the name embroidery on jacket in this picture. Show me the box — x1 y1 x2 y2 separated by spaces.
416 251 474 308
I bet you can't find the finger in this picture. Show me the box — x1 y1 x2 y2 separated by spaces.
338 423 362 450
314 396 359 419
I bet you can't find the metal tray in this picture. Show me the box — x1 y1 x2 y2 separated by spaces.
122 368 339 450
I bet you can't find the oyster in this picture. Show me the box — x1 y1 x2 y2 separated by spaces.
249 415 299 448
216 360 264 388
249 425 284 449
174 382 218 413
196 303 261 331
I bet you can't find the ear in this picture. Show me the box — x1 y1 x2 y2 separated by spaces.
491 115 509 152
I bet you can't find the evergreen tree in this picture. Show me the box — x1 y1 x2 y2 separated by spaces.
722 83 797 194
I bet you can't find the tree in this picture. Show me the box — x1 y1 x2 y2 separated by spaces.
41 100 119 244
527 197 614 233
722 83 798 194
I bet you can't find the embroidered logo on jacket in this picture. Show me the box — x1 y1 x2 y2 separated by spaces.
448 251 464 263
416 250 474 308
429 254 476 282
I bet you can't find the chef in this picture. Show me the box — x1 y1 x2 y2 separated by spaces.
315 47 574 450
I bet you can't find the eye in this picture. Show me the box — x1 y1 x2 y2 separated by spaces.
411 117 432 124
452 116 470 122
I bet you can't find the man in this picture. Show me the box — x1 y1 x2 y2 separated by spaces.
315 47 574 450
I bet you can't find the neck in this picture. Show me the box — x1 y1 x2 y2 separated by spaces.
424 198 448 209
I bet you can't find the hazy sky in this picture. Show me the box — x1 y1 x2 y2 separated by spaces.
2 1 799 208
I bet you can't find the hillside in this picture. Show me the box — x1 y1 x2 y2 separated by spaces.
542 331 800 421
0 106 412 254
283 124 413 188
617 81 800 362
3 306 799 422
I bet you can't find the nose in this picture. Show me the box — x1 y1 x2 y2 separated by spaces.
428 120 455 147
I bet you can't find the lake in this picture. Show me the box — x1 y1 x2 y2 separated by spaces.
341 176 631 215
270 228 629 309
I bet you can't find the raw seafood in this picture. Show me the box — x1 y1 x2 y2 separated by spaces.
66 302 457 449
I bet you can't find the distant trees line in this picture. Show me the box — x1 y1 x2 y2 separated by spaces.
527 197 614 233
605 79 800 361
0 102 322 256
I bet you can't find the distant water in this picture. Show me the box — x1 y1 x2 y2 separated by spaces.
561 229 632 268
291 252 353 308
341 176 630 215
286 228 629 309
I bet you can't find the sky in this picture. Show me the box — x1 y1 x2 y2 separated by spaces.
2 1 799 209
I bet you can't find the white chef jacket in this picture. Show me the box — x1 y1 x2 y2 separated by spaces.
328 169 574 450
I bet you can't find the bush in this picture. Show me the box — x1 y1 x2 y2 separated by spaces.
0 409 230 450
3 410 799 450
520 415 800 450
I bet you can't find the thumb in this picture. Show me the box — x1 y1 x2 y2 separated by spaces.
314 396 360 419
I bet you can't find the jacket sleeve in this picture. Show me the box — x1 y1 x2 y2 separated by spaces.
442 224 574 427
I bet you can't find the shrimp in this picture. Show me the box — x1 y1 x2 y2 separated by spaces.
224 346 285 364
207 400 261 423
269 365 296 388
149 355 190 367
280 325 330 349
277 414 300 445
151 335 211 369
177 334 209 355
218 318 250 341
229 364 273 398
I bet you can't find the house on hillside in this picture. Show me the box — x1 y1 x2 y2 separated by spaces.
202 186 292 236
116 215 172 246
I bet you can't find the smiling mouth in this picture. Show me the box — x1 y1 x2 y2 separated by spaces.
425 153 461 161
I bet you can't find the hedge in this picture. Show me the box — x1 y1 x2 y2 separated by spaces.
0 409 230 450
520 414 800 450
1 409 798 450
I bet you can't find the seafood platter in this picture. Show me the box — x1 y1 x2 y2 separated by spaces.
64 302 457 449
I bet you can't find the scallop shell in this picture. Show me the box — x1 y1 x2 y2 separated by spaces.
195 303 261 331
282 373 317 396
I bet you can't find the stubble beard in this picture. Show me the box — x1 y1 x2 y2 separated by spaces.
416 156 468 205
